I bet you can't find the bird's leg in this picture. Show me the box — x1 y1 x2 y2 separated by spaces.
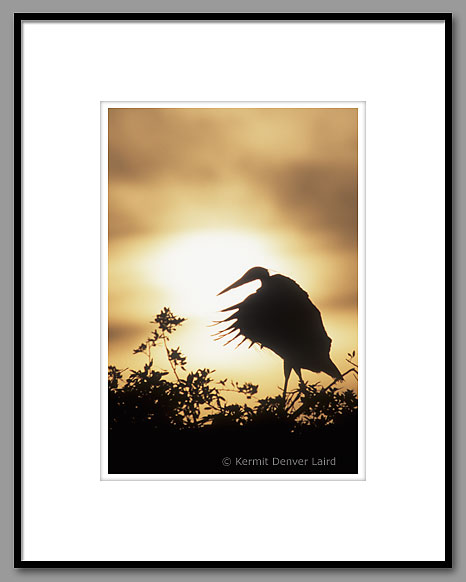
283 361 292 405
294 368 304 385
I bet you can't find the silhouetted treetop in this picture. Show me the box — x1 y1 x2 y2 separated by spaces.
109 308 358 433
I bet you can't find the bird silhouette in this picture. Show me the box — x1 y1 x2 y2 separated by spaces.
214 266 342 397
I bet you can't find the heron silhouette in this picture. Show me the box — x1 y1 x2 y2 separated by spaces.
214 266 343 399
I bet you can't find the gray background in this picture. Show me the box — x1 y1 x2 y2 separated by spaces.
2 0 461 580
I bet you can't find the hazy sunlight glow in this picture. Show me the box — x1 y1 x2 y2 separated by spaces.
146 230 282 318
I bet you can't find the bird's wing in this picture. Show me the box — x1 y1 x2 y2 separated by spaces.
273 278 332 350
216 275 332 358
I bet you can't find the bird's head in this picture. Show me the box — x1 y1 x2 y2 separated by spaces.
217 267 270 296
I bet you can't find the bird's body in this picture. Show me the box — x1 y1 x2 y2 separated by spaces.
215 267 342 394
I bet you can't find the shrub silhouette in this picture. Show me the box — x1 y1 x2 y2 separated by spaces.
108 308 358 474
109 308 357 429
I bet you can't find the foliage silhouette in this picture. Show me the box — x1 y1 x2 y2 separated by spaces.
108 308 358 474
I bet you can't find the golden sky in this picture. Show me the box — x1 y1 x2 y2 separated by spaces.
108 107 358 396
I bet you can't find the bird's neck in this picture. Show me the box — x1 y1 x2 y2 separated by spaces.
257 272 270 286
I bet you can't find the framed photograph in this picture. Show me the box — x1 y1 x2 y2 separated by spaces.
103 101 363 480
16 13 451 567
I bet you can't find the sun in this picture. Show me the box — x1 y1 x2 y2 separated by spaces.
125 229 287 389
141 229 283 318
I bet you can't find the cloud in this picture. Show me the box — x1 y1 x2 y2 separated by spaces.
108 107 358 249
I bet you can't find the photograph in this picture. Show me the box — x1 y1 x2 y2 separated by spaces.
106 105 360 476
15 11 450 567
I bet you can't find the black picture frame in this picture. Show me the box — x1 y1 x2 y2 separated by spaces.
14 12 452 569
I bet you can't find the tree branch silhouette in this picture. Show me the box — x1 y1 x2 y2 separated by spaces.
109 308 358 431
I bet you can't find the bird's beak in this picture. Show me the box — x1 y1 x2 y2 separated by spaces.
217 274 249 296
